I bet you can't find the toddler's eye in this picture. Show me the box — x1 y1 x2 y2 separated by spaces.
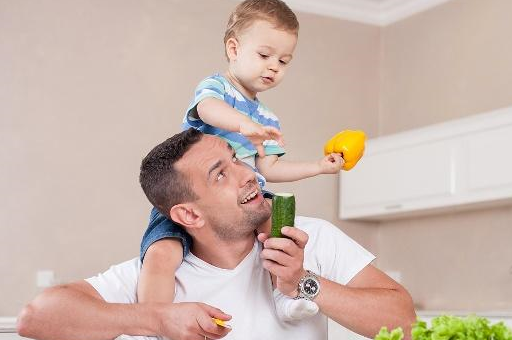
259 53 269 59
279 60 288 65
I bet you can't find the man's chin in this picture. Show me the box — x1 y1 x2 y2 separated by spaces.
244 198 271 228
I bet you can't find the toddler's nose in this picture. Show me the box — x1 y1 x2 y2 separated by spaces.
268 59 279 72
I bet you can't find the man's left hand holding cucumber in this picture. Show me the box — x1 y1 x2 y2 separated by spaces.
257 224 309 298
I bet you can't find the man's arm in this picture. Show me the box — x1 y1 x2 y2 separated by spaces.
258 227 416 340
315 264 416 339
17 280 231 340
17 281 159 340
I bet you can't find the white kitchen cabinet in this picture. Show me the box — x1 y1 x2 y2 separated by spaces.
340 106 512 221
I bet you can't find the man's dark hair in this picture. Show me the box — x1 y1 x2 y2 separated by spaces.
139 128 203 218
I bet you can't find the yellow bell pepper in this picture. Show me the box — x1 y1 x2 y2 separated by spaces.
213 318 230 328
324 130 366 171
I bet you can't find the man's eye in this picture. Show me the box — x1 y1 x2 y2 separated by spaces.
216 171 226 181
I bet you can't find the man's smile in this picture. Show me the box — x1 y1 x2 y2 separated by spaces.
240 188 263 205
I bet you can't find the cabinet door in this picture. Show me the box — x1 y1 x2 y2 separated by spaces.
340 139 457 220
465 124 512 202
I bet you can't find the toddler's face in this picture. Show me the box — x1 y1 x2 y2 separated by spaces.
227 20 297 99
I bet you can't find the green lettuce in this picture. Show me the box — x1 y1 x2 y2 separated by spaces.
374 315 512 340
375 327 405 340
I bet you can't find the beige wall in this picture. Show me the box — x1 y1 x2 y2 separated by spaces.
378 0 512 310
2 0 510 317
0 0 379 315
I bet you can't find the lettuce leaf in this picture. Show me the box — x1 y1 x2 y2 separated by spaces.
374 315 512 340
375 326 405 340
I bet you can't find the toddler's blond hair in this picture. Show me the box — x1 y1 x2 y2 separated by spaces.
224 0 299 55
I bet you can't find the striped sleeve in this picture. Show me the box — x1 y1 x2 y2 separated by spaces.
185 76 226 128
263 140 286 156
257 104 286 156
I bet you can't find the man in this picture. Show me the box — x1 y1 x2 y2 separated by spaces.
17 129 416 340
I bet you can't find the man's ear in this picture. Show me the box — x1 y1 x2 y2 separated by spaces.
169 203 204 230
225 37 239 61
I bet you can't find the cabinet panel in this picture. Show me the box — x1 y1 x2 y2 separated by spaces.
339 106 512 220
343 141 454 208
467 125 512 191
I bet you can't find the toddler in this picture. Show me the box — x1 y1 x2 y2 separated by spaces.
137 0 343 324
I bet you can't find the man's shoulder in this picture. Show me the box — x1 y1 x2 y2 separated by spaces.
295 216 337 234
294 216 354 246
89 257 141 280
119 257 141 270
85 258 141 304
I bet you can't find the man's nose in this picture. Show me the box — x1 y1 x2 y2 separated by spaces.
237 162 257 187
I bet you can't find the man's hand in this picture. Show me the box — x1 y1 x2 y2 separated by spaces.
157 302 231 340
257 227 309 297
239 120 284 157
318 153 344 174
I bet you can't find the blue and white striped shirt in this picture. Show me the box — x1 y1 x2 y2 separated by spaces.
183 74 286 187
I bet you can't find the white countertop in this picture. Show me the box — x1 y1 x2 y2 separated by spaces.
0 318 16 333
417 310 512 317
3 311 512 333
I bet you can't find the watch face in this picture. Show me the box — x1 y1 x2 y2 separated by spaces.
304 278 319 296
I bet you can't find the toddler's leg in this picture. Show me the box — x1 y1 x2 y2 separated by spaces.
137 238 183 302
273 290 319 322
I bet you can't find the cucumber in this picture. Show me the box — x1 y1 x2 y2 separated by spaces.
271 193 295 238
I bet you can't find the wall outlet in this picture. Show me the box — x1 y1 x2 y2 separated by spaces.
36 270 55 288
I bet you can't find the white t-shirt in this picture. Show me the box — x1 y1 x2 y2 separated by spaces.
86 216 375 340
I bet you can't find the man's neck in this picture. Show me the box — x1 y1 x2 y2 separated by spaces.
191 235 257 270
257 216 271 235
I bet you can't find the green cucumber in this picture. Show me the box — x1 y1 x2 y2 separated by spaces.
271 193 295 238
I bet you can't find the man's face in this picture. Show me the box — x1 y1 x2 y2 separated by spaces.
176 135 271 240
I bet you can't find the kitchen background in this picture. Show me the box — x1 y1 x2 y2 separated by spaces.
1 0 511 320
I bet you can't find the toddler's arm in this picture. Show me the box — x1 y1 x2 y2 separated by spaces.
197 98 283 157
137 239 183 303
256 153 344 183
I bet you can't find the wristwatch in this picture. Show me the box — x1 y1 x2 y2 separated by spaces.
295 270 320 301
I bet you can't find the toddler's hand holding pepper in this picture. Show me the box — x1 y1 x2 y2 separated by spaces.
318 153 344 174
324 130 366 171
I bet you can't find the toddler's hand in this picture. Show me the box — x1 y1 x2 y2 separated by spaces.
318 153 344 174
239 121 284 157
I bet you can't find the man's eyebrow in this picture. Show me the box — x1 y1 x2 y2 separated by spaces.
207 160 222 181
207 143 235 180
